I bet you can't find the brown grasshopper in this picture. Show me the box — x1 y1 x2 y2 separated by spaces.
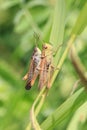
38 43 54 90
23 47 41 90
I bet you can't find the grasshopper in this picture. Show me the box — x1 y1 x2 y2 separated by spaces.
23 47 41 90
38 43 54 90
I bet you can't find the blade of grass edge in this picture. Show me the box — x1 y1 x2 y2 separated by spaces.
71 2 87 35
41 88 87 130
67 102 87 130
49 0 65 65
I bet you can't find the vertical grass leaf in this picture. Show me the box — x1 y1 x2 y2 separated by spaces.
50 0 65 46
49 0 65 65
71 2 87 35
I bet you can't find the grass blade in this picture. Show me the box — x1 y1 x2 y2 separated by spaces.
41 89 87 130
71 2 87 35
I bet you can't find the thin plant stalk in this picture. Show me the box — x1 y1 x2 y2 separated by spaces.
26 86 46 130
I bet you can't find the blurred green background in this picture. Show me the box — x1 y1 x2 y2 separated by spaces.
0 0 87 130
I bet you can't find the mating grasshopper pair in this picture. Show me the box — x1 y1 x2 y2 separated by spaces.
23 43 54 90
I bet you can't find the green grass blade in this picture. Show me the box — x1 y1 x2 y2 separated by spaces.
41 89 87 130
50 0 65 46
67 102 87 130
49 0 65 65
71 2 87 35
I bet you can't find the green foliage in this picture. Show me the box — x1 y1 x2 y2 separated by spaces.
41 88 87 130
71 2 87 35
0 0 87 130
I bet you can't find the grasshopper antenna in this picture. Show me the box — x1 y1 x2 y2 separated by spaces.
53 43 63 56
34 32 45 47
34 32 40 47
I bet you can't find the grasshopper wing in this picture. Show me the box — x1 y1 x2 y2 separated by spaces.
25 59 36 90
23 47 41 90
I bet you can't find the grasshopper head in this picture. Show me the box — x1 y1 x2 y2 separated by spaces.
34 47 41 54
